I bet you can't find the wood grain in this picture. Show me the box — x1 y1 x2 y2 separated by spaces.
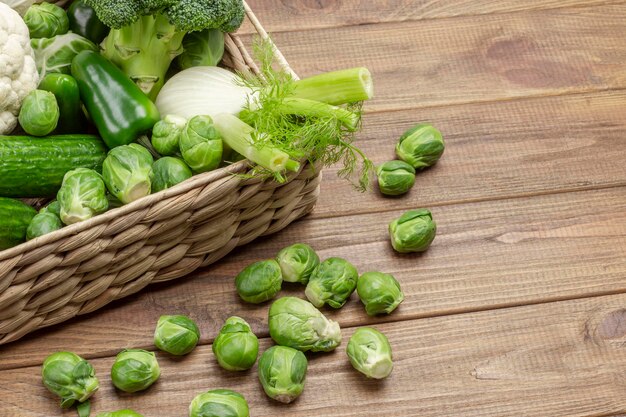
4 294 626 416
2 187 625 371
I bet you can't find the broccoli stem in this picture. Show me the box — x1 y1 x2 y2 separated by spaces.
274 98 360 131
212 113 300 173
291 67 373 105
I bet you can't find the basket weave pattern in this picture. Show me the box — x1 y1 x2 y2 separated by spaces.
0 3 321 345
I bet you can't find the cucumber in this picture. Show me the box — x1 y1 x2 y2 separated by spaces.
0 135 108 198
0 198 37 250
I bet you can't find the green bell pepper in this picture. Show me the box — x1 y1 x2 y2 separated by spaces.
72 51 160 149
67 0 109 45
38 74 85 134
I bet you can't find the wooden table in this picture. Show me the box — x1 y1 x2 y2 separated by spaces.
2 1 626 416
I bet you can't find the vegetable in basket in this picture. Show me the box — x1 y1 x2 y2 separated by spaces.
96 410 143 417
396 123 445 170
276 243 320 285
67 0 110 44
83 0 245 99
18 90 59 136
178 28 225 69
305 257 358 309
269 297 341 352
31 33 98 80
23 2 68 39
346 327 393 379
179 115 223 173
389 209 436 253
152 157 193 193
38 73 85 134
40 200 61 217
27 212 63 240
258 345 307 404
235 259 283 304
376 160 416 196
357 272 404 316
102 144 154 204
213 316 259 371
0 198 37 250
151 115 187 156
189 389 250 417
41 351 99 411
111 349 160 393
154 315 200 356
57 168 109 225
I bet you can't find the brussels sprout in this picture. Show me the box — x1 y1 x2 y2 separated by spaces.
24 2 69 39
31 33 98 79
154 315 200 356
151 115 187 156
376 160 416 196
235 260 282 304
269 297 341 352
276 243 320 284
178 29 225 69
212 316 259 371
152 157 193 193
57 168 109 225
180 115 223 174
258 345 307 404
40 200 61 217
103 144 154 204
27 212 63 240
110 349 160 393
389 208 436 253
346 327 393 379
305 257 358 309
18 90 59 136
189 389 249 417
96 411 144 417
395 123 445 170
41 351 99 409
357 272 404 316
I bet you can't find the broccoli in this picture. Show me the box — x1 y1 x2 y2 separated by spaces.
85 0 245 99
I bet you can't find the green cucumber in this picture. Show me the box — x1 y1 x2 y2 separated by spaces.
0 198 37 250
0 135 107 198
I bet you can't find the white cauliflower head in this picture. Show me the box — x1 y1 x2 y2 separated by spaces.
0 3 39 134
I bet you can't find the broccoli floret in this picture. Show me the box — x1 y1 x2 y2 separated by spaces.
165 0 244 33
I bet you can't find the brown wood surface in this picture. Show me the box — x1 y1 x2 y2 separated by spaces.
2 1 626 416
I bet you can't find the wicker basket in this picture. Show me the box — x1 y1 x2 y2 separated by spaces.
0 2 321 345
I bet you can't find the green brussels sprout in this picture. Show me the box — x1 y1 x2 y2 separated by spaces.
110 349 160 393
189 389 249 417
212 316 259 371
103 144 154 204
346 327 393 379
24 2 69 39
40 200 61 217
389 208 436 253
151 115 187 156
258 345 307 404
178 29 225 69
152 157 193 193
180 115 223 174
96 410 144 417
269 297 341 352
57 168 109 225
395 123 445 170
376 160 416 196
357 272 404 316
18 90 60 136
27 212 63 240
41 351 99 409
276 243 320 284
154 315 200 356
305 257 358 309
31 33 99 79
235 260 282 304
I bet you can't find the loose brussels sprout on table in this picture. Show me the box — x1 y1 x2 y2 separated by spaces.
376 160 416 196
103 144 154 204
57 168 109 225
18 90 59 136
41 351 99 409
154 315 200 356
396 123 445 170
269 297 342 352
24 2 69 39
189 389 250 417
235 260 283 304
389 208 437 253
27 212 63 240
258 345 308 404
346 327 393 379
305 257 358 309
152 157 193 193
96 410 144 417
111 349 160 393
357 272 404 316
180 115 223 173
276 243 320 284
213 316 259 371
151 115 187 156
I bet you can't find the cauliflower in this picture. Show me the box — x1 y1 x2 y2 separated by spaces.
0 3 39 134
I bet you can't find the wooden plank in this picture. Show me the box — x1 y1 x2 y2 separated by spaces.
239 5 626 112
241 0 623 33
4 294 626 416
2 187 625 370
